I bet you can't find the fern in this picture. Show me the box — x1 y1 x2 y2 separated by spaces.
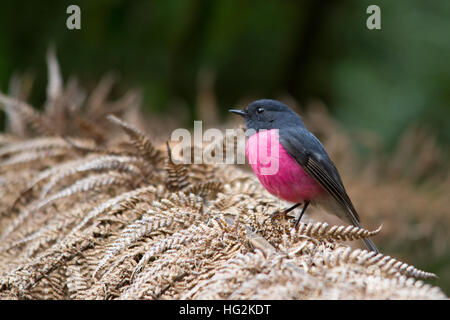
0 93 54 136
295 222 382 242
36 172 134 210
164 142 189 191
107 115 163 165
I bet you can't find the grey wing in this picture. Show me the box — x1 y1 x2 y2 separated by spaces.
280 128 379 253
279 128 360 224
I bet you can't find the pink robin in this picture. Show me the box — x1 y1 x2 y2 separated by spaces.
230 99 378 252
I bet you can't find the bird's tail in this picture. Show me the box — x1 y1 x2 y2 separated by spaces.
361 237 379 253
318 198 379 253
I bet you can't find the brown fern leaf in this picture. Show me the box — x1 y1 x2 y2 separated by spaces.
6 154 129 214
0 203 92 255
45 46 63 105
322 247 437 280
94 206 205 279
165 142 189 191
63 137 117 156
0 93 54 136
184 181 224 199
295 222 382 242
5 72 34 137
68 185 161 236
38 154 142 199
131 222 221 280
0 149 67 170
153 192 204 213
96 89 141 121
29 268 67 299
66 257 92 299
85 73 116 115
36 172 135 210
0 232 95 296
107 115 163 165
210 193 243 211
0 137 88 158
72 116 107 144
0 135 19 146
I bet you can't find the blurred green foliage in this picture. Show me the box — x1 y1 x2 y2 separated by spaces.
0 0 449 149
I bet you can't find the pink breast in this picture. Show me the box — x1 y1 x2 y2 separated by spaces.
246 130 324 203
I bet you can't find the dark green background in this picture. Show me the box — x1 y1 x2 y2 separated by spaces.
1 0 449 150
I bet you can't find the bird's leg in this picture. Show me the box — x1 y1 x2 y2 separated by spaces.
294 201 310 229
269 202 302 221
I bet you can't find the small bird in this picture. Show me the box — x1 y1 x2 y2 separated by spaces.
230 99 378 252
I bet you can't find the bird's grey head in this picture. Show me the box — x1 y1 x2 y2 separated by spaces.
229 99 304 132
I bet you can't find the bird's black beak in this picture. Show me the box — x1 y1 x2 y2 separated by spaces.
229 109 246 117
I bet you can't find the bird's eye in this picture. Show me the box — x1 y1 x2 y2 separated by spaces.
257 107 265 114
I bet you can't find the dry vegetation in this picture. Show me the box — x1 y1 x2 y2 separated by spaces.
0 52 447 299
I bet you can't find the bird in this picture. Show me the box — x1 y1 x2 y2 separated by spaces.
229 99 379 253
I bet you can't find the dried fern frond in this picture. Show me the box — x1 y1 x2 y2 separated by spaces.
107 115 163 165
165 142 189 191
5 154 141 214
44 46 63 115
0 135 19 146
71 116 107 144
184 181 224 199
0 137 89 158
36 172 134 210
0 149 67 169
94 207 205 280
130 222 221 281
0 93 54 136
319 247 437 280
152 192 204 213
68 185 160 236
85 73 116 115
66 258 92 300
0 203 92 254
38 155 143 198
295 222 382 242
4 73 34 136
361 275 446 299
